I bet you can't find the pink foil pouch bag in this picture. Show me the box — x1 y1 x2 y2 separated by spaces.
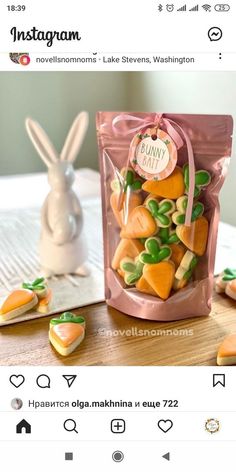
97 112 233 321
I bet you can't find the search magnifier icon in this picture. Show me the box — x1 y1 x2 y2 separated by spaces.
63 419 78 433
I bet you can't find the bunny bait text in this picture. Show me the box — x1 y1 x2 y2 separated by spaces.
10 27 81 47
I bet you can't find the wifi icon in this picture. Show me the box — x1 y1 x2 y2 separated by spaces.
202 4 211 11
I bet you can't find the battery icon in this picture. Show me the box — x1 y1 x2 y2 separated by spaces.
215 4 230 11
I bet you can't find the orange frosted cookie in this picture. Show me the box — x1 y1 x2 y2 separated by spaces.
110 191 142 227
37 289 53 314
176 216 208 256
0 289 38 322
110 167 143 226
49 312 85 356
143 260 175 300
142 166 185 199
136 276 156 296
120 206 157 239
225 279 236 300
169 243 186 269
217 334 236 366
112 238 144 270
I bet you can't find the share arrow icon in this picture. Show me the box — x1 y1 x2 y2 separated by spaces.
62 375 77 388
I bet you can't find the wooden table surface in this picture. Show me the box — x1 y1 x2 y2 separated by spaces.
0 288 236 366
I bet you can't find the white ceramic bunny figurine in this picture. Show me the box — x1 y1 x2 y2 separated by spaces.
25 112 89 277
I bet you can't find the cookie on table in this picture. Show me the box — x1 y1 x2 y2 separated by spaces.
215 269 236 296
49 312 85 357
225 280 236 300
217 334 236 366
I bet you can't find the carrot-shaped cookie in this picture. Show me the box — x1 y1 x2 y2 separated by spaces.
217 334 236 366
119 255 156 295
142 166 185 199
36 288 53 314
143 261 175 300
176 216 208 256
49 312 85 356
136 276 157 296
110 167 143 226
112 238 144 270
22 277 48 299
215 268 236 294
169 243 186 270
120 206 157 239
215 268 236 301
0 289 38 322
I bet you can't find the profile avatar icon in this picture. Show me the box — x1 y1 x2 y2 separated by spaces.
9 53 30 66
11 398 23 410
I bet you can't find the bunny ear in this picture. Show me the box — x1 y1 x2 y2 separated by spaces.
25 117 59 168
60 111 89 162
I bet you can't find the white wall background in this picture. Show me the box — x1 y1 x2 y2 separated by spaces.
0 72 235 224
0 72 128 174
128 72 236 225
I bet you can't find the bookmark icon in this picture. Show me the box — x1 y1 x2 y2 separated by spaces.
62 375 77 388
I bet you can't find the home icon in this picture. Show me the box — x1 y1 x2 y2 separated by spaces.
16 419 31 434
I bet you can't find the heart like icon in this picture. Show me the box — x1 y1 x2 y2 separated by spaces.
157 419 173 433
9 375 25 388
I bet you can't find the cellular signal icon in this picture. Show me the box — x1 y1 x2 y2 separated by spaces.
177 4 187 11
202 4 211 11
189 4 199 11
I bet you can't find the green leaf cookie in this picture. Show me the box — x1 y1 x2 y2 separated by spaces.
172 195 204 225
146 198 175 228
222 268 236 282
22 277 46 291
175 250 198 287
111 167 142 193
184 164 211 198
120 256 144 285
139 237 172 264
50 312 85 326
158 227 180 244
183 255 198 281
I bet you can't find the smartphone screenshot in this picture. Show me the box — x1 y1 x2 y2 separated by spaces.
0 1 235 470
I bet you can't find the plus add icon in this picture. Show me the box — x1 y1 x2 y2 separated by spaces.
111 419 126 434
